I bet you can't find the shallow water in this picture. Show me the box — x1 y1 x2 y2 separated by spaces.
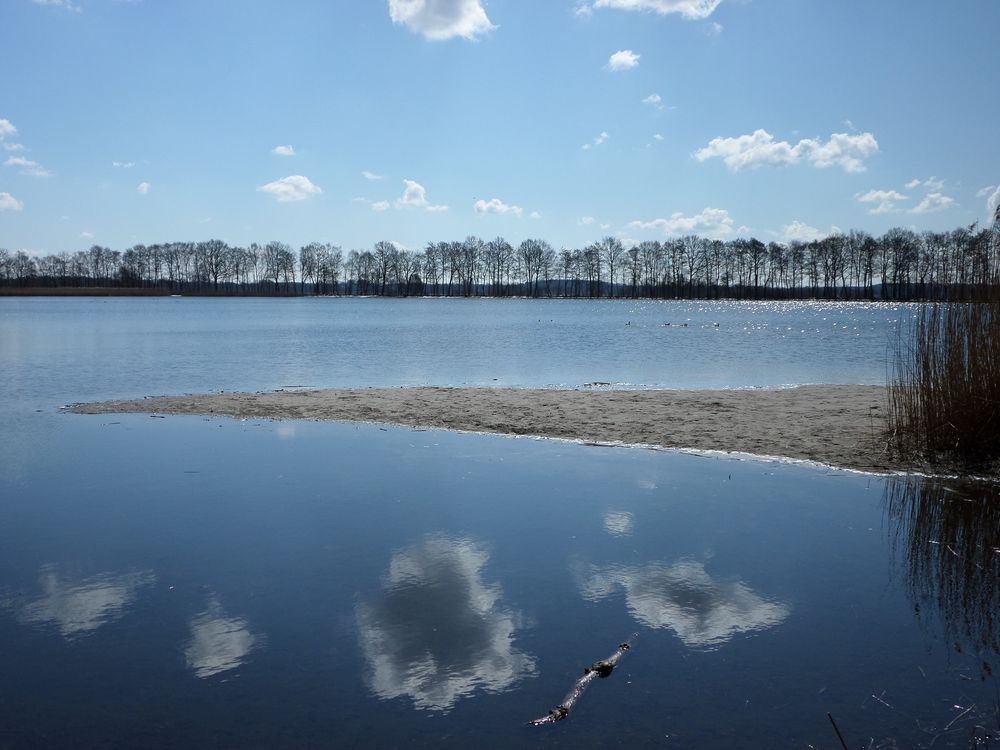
1 297 996 748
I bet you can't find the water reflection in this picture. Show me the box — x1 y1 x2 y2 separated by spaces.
885 477 1000 655
7 566 155 639
185 596 261 678
580 560 790 649
355 535 536 711
603 510 634 537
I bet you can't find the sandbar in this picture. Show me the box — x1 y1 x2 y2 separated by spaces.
73 385 904 474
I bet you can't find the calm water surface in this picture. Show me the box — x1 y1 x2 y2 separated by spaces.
1 297 997 748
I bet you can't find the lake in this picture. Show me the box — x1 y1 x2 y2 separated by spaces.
1 297 997 748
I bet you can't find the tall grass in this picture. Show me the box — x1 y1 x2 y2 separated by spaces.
887 298 1000 469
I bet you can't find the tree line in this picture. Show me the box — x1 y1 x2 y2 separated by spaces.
2 219 998 300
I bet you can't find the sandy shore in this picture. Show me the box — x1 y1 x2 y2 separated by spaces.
72 385 904 474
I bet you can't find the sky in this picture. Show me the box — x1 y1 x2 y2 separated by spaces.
1 0 998 255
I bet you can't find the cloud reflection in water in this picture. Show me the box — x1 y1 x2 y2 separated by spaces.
580 560 789 649
603 510 634 537
356 535 536 711
185 596 261 678
11 566 155 639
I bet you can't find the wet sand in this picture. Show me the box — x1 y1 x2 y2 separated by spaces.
73 385 904 474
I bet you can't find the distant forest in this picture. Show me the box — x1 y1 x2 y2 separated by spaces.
3 217 999 300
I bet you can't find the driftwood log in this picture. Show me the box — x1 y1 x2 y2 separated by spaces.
528 635 636 726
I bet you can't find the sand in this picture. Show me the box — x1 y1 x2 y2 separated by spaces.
72 385 904 474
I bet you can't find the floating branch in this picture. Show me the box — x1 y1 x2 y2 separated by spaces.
528 634 636 726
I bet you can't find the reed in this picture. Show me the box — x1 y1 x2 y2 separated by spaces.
887 296 1000 470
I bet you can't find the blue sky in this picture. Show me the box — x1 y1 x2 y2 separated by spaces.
1 0 998 254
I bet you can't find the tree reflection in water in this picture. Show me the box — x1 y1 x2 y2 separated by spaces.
885 477 1000 656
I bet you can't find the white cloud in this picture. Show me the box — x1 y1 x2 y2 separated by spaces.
579 216 596 225
4 156 51 177
271 144 295 156
112 160 135 168
642 93 664 109
582 131 610 150
2 142 25 152
371 200 390 212
256 174 322 202
474 197 523 216
607 49 640 71
653 133 664 141
600 223 611 230
976 184 997 198
80 231 95 239
362 170 385 180
529 211 542 220
706 21 723 34
0 192 24 211
910 192 955 214
31 0 82 12
694 128 879 173
856 189 909 214
984 185 1000 217
395 179 448 211
137 181 151 195
629 207 735 239
778 221 826 243
389 0 495 41
905 176 944 191
578 0 723 20
0 119 16 139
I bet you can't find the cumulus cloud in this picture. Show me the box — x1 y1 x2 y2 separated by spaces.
694 128 879 173
371 200 390 212
112 160 135 168
137 181 150 195
362 170 385 180
579 560 789 649
629 207 735 239
905 176 944 191
981 185 1000 217
356 536 536 711
6 566 155 639
856 189 908 214
31 0 82 12
578 0 723 19
271 144 295 156
529 211 542 220
653 133 664 141
474 197 523 216
185 596 261 679
579 216 596 225
0 192 23 211
257 174 322 202
395 179 448 211
80 231 95 239
778 221 827 243
910 192 955 214
0 119 16 139
2 142 25 152
642 93 664 109
389 0 495 41
4 156 51 177
582 131 610 150
607 49 640 71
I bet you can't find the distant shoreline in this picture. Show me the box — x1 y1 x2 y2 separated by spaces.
72 385 912 474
